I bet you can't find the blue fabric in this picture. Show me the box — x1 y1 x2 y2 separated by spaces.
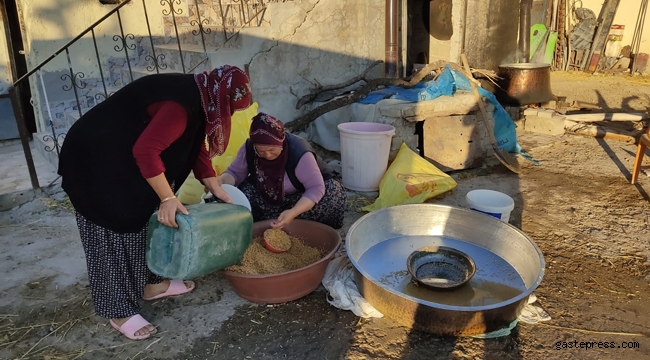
357 86 406 104
392 69 455 101
449 68 517 153
356 65 534 158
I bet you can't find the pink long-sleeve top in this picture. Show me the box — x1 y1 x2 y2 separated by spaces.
131 101 216 180
224 144 326 203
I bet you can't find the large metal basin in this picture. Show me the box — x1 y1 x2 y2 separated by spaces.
346 204 545 336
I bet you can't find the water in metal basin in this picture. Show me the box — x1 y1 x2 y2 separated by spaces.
357 235 526 307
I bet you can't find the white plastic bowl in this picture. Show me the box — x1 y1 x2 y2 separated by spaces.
221 184 252 211
203 184 252 211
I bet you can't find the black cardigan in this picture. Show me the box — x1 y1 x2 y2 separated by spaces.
58 73 206 233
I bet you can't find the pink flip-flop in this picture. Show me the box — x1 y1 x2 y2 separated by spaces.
142 279 195 301
109 314 156 340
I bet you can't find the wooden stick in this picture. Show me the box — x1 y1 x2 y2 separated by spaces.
564 120 639 142
460 54 520 173
564 113 647 122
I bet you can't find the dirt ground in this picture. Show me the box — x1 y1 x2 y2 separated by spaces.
1 71 650 360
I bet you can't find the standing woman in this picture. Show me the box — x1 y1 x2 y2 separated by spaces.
218 113 346 229
58 65 252 340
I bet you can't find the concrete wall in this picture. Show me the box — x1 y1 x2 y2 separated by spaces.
579 0 650 56
14 0 384 131
207 0 384 123
418 0 520 71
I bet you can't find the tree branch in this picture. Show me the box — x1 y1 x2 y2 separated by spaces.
284 60 496 132
295 60 383 109
285 60 471 132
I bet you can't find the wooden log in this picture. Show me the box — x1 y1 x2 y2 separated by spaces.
564 119 639 142
563 113 647 122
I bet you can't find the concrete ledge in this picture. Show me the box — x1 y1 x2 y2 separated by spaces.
378 93 479 121
0 182 64 212
0 188 39 212
523 115 566 135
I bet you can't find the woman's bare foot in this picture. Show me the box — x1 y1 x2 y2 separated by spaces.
143 280 195 300
112 316 157 337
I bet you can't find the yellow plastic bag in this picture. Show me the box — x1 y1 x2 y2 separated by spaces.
211 101 259 175
362 142 457 212
177 172 205 205
177 102 259 205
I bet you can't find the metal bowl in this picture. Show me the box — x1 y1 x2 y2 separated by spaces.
346 204 545 336
223 219 341 304
407 246 476 290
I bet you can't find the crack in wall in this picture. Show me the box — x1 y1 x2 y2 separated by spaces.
246 0 322 67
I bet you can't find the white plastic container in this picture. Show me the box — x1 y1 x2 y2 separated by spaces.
338 122 395 192
465 189 515 222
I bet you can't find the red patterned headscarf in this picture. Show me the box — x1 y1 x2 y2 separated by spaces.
250 113 289 205
195 65 252 159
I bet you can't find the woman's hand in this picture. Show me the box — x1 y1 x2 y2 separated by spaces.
157 198 188 228
271 196 315 228
143 173 188 228
271 209 298 229
203 177 232 204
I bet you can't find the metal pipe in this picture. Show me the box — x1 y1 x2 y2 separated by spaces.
385 0 399 78
632 0 649 75
9 86 39 189
91 29 109 98
401 0 408 77
143 0 162 74
162 0 186 73
116 10 134 82
518 0 533 63
64 49 83 121
191 0 208 53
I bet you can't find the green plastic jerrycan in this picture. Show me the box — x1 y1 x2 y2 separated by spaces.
146 203 253 279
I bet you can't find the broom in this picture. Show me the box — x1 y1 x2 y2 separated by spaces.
460 54 520 174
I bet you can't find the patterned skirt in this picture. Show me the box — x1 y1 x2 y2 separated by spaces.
238 178 347 229
75 211 164 319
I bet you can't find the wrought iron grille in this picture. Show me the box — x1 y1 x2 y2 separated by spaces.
7 0 278 189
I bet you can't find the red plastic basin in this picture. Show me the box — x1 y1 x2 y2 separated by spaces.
222 219 342 304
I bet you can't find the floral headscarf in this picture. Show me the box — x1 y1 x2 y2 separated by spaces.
195 65 252 159
250 113 289 205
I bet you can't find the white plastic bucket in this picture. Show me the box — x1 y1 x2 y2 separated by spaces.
465 189 515 222
338 122 395 192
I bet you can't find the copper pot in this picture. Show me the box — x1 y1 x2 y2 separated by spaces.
496 63 555 105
